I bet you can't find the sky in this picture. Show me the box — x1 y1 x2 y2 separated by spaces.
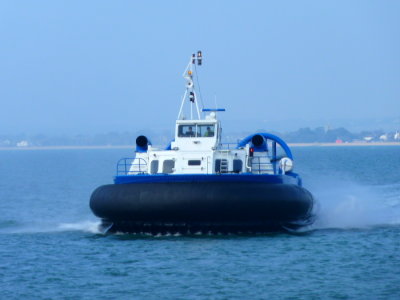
0 1 399 135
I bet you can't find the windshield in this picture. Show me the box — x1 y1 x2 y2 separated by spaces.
198 125 215 137
178 124 215 138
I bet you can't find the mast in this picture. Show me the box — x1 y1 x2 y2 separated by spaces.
177 51 203 120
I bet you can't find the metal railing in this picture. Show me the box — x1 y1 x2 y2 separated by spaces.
116 158 148 176
249 156 275 174
218 143 238 150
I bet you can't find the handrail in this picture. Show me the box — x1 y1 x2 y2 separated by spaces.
219 143 237 150
250 156 275 174
116 158 148 176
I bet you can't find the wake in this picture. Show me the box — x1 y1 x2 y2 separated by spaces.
308 179 400 230
57 221 102 234
0 220 102 234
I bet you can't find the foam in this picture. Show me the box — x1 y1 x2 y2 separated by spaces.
57 221 102 234
308 176 400 230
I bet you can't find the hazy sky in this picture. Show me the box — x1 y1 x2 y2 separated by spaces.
1 1 399 134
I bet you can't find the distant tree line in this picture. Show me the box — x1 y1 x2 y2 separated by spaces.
0 127 398 147
281 127 397 143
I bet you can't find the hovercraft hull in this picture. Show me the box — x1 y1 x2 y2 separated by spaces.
90 181 314 234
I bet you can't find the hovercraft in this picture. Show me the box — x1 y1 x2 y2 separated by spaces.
90 51 314 234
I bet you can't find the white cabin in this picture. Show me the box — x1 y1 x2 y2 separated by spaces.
123 52 290 176
131 110 257 175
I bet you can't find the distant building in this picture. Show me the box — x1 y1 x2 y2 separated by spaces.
395 131 400 141
364 136 373 142
379 134 388 141
0 139 11 146
16 140 29 147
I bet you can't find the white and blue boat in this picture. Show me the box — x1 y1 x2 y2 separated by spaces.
90 52 314 234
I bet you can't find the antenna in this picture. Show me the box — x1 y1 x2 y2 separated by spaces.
177 51 203 120
197 51 202 65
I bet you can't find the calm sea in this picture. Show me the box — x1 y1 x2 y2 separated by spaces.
0 146 399 299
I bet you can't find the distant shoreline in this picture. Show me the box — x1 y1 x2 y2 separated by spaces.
289 142 400 147
0 142 399 151
0 145 134 151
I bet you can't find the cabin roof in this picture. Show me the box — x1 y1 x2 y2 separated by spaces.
176 119 218 125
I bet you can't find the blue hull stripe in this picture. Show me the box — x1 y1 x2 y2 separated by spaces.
114 173 301 185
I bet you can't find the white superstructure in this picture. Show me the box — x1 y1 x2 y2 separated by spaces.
126 52 290 176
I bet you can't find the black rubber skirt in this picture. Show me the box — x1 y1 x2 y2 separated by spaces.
90 182 314 234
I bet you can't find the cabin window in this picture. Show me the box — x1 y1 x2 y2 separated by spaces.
178 124 216 138
215 159 228 173
188 160 201 166
163 160 175 173
197 124 215 137
178 125 196 137
150 160 159 174
233 159 243 173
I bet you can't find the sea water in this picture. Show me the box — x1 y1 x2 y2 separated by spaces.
0 147 399 299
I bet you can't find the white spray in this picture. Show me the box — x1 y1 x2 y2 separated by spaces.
307 176 400 230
